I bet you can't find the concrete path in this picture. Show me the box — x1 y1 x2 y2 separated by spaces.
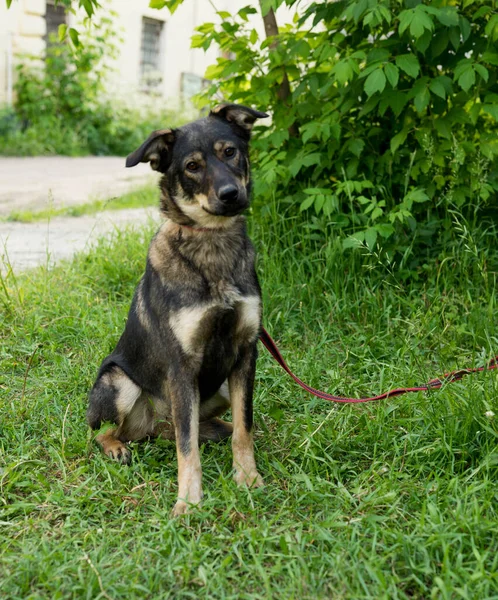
0 156 158 216
0 207 160 272
0 156 161 273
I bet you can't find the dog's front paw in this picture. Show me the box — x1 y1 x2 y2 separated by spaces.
171 497 201 517
96 432 131 464
234 469 264 488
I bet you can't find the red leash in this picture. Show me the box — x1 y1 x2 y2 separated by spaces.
259 327 498 404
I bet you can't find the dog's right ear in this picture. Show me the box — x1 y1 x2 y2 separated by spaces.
125 129 175 171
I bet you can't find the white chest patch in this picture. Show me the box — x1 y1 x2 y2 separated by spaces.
169 295 261 356
169 304 213 356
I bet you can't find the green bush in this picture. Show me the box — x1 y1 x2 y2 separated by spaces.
0 14 186 156
192 0 498 261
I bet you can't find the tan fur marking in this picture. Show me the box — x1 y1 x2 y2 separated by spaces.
176 194 235 229
169 304 213 356
135 280 151 330
236 296 261 342
229 376 263 488
109 370 141 416
173 402 202 516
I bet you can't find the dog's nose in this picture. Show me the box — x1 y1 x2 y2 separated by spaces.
218 185 239 203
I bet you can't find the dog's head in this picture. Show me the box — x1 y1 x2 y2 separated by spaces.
126 104 268 227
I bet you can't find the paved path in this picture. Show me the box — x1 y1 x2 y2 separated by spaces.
0 156 158 216
0 207 160 272
0 156 161 273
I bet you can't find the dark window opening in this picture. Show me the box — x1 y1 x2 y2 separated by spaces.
44 0 67 46
140 17 164 88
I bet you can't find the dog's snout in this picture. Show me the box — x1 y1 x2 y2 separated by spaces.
218 185 239 203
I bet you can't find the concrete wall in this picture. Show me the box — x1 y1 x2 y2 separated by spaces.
0 0 47 104
0 0 298 107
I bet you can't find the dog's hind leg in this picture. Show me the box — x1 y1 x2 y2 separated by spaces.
87 366 143 464
199 381 232 442
155 381 233 443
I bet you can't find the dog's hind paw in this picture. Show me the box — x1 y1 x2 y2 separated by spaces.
234 470 264 488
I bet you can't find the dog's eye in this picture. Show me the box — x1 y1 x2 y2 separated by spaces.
224 147 236 158
186 161 199 172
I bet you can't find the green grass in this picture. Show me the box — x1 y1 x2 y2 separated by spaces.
1 199 497 599
2 185 158 223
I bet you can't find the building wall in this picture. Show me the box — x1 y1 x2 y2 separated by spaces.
0 0 298 107
0 0 47 105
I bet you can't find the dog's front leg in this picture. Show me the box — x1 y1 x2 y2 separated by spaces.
169 374 202 516
229 345 263 488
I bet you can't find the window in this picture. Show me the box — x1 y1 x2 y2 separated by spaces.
140 17 164 89
44 0 67 46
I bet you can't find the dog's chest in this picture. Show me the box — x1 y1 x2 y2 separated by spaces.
169 281 261 357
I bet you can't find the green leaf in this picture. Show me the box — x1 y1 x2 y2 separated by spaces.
387 91 407 117
364 227 377 250
485 14 498 42
304 188 330 195
348 139 365 158
333 60 353 85
436 7 459 27
343 232 365 249
249 28 258 45
384 63 399 88
300 196 314 211
405 189 429 204
410 8 434 38
6 0 13 7
149 0 183 14
80 0 95 18
458 67 475 92
391 129 408 153
429 79 446 99
395 54 420 78
431 31 448 57
364 69 386 97
415 30 432 54
459 17 471 42
448 26 460 50
260 0 279 17
482 105 498 120
482 51 498 65
58 23 68 42
474 64 489 82
69 28 80 47
414 87 430 113
434 118 451 139
375 223 395 239
398 10 413 35
454 59 472 79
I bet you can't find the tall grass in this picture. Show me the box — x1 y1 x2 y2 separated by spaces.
0 197 497 599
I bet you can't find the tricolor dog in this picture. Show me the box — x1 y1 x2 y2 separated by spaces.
86 104 268 515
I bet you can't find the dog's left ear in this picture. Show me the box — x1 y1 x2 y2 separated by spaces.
125 129 176 171
210 103 268 137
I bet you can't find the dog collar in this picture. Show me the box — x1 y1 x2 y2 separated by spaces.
179 223 216 233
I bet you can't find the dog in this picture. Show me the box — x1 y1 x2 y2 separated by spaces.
86 103 268 515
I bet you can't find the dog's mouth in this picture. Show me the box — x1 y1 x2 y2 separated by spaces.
202 205 245 218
